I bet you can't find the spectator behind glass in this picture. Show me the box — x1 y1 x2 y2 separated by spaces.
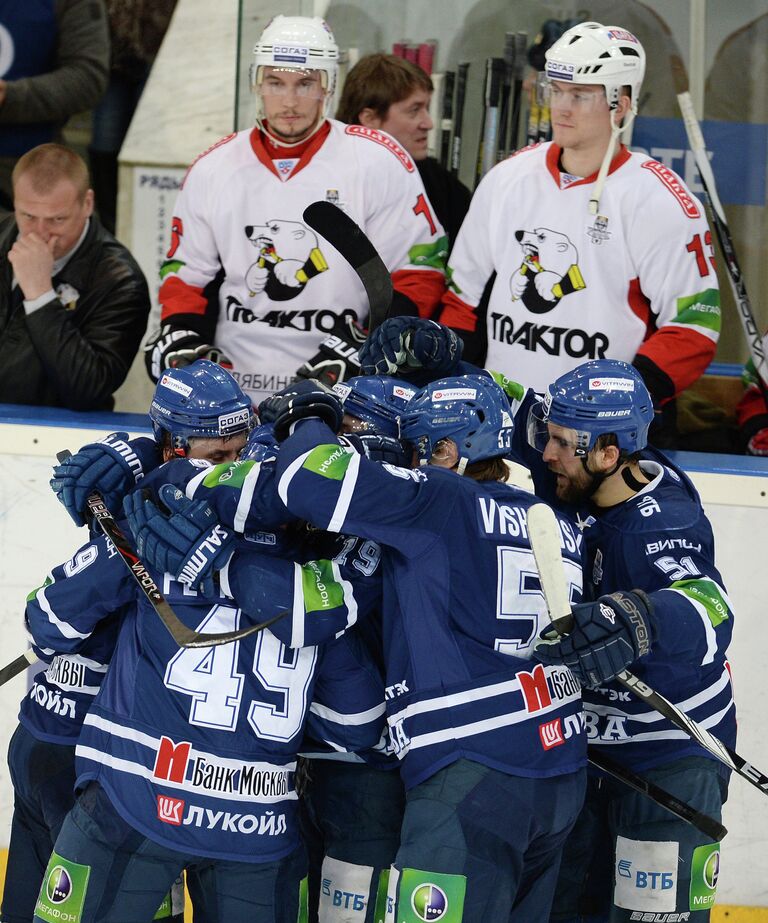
0 0 109 212
89 0 178 234
336 53 471 251
0 143 150 409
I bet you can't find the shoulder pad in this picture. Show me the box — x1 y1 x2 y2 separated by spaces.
344 125 415 173
181 132 238 188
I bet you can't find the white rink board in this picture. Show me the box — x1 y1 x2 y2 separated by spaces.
0 425 766 906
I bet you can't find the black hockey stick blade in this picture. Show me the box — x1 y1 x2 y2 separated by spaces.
303 201 393 332
0 650 38 687
589 748 727 841
56 452 287 648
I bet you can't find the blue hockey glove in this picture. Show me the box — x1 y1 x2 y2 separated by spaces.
258 379 343 441
342 433 410 467
51 433 160 527
533 590 655 687
359 317 462 376
123 484 235 596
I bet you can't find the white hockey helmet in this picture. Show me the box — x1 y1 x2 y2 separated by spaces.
544 21 645 113
250 15 339 114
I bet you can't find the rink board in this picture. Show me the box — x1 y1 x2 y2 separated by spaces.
0 413 766 910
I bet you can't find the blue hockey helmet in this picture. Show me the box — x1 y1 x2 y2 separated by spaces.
399 374 515 470
332 375 417 437
149 360 254 454
527 359 653 456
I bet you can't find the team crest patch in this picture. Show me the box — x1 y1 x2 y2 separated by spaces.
587 214 611 245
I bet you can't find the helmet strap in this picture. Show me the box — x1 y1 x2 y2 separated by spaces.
588 106 636 215
579 451 622 498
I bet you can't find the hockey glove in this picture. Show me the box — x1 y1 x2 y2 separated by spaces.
342 433 410 467
123 484 235 597
51 433 161 528
258 380 344 441
747 429 768 456
533 589 656 688
359 317 463 377
144 324 233 382
295 314 367 387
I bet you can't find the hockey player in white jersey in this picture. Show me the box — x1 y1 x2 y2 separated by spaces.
438 21 720 445
146 15 448 405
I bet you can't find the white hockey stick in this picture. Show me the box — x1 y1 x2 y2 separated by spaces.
527 502 768 799
675 81 768 393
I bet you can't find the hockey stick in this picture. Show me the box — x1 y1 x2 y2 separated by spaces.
479 58 504 183
496 32 516 161
509 32 528 152
672 65 768 394
527 502 768 799
303 201 393 333
0 650 38 687
56 452 288 649
450 62 470 177
438 70 455 170
588 748 727 840
473 58 490 190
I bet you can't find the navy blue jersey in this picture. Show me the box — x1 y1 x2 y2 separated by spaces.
24 487 385 864
21 535 124 744
275 421 587 789
577 451 736 770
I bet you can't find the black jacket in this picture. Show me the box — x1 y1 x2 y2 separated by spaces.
0 214 150 410
417 157 472 253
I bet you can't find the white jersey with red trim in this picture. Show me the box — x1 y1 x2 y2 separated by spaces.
441 142 720 400
160 120 447 405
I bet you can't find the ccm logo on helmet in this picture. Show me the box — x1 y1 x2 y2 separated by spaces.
218 409 251 435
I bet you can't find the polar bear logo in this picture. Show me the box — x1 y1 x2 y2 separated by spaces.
509 227 586 315
244 218 328 301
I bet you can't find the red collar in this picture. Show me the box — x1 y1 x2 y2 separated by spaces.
250 121 332 180
545 143 631 188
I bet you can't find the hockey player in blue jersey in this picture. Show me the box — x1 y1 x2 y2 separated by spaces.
292 375 414 923
3 361 254 923
255 374 593 922
27 469 385 923
120 373 596 921
522 360 735 923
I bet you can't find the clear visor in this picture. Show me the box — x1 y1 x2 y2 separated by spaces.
340 414 375 434
546 80 607 112
526 402 588 457
255 65 328 99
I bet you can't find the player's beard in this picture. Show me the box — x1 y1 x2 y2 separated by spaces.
550 462 600 504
